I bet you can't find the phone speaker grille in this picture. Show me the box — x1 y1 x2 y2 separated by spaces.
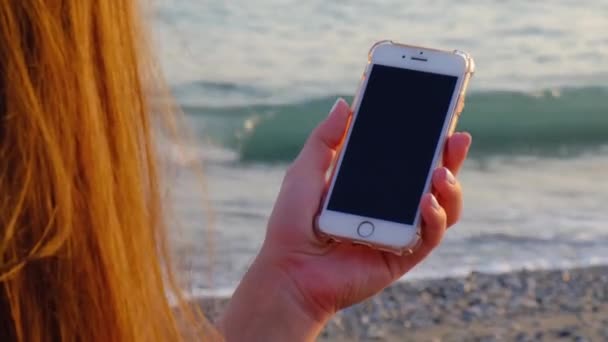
411 57 428 62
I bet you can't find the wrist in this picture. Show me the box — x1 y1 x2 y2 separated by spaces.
217 254 330 341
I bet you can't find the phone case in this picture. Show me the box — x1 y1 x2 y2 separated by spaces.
367 40 476 124
315 40 475 256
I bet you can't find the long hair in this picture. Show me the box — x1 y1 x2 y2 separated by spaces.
0 1 216 340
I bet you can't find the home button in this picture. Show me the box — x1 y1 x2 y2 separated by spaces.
357 221 375 237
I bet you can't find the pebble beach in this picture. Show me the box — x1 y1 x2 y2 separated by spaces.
199 265 608 341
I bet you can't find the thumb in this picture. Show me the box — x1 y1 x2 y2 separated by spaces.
288 98 351 183
269 98 351 245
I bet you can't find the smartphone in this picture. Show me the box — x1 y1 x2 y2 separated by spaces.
316 40 475 255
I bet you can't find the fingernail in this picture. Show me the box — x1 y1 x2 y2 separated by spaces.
461 131 473 149
430 194 440 210
329 98 342 116
444 167 456 185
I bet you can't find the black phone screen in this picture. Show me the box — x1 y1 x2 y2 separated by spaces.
327 64 458 225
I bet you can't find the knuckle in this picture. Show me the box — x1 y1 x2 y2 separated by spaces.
423 230 442 249
448 212 461 227
309 124 324 141
284 161 300 182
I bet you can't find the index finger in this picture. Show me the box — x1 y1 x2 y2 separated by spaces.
443 132 472 175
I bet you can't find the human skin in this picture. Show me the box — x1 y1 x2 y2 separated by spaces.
218 98 472 341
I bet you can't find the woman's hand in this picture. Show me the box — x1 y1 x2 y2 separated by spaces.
218 98 472 341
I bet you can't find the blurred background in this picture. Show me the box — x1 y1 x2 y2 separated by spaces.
151 0 608 297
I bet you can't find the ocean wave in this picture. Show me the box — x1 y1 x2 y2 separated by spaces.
465 233 608 246
181 86 608 163
173 80 269 97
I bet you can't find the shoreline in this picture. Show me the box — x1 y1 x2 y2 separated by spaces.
197 265 608 341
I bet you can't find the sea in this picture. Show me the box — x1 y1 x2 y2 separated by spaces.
151 0 608 297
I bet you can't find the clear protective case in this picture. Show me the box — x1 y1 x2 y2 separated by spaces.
315 40 475 255
367 40 475 121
